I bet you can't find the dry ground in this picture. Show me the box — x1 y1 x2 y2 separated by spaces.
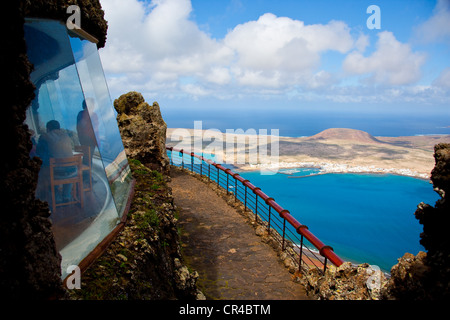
167 128 450 178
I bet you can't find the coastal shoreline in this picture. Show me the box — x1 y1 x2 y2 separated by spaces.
234 162 431 180
166 127 449 181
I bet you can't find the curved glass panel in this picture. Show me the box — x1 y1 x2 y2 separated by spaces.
69 34 133 216
24 19 133 279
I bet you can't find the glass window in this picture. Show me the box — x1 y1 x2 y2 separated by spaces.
24 19 133 279
69 34 133 216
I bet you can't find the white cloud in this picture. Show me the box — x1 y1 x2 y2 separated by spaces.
100 0 359 98
99 0 444 105
202 67 232 85
343 31 426 85
308 70 336 89
181 83 210 98
224 13 354 87
414 0 450 44
433 67 450 89
100 0 233 98
354 33 369 52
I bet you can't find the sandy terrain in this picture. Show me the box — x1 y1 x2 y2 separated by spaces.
166 128 450 179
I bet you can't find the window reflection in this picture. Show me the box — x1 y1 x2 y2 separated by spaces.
24 19 133 278
69 33 133 216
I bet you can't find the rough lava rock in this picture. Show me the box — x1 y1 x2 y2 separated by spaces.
114 91 170 175
301 262 388 300
382 143 450 300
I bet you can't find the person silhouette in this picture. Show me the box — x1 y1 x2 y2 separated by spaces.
36 120 76 204
76 99 98 166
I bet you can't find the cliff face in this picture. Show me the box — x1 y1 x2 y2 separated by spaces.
114 92 170 175
383 143 450 300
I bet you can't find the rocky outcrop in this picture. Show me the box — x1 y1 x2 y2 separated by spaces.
382 252 429 299
301 262 388 300
115 92 170 175
382 143 450 300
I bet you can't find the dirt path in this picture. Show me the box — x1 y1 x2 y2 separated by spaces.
169 168 309 300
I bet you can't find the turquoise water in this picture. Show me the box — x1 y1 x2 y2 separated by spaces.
238 169 440 272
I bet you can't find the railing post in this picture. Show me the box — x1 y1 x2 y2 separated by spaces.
282 219 286 251
319 245 333 273
235 177 237 202
267 206 271 234
255 195 258 223
191 153 194 172
244 185 247 211
200 157 203 176
299 234 304 272
180 150 184 169
217 166 220 186
208 162 210 180
226 173 229 194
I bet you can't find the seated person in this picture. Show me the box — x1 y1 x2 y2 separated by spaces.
36 120 77 204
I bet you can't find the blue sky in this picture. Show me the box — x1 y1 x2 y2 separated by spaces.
98 0 450 122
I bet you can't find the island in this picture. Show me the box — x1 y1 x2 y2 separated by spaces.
166 127 450 180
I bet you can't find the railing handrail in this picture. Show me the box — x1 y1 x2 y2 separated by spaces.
166 146 344 270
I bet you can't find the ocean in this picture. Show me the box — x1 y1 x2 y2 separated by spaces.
237 169 440 272
162 106 450 137
164 106 446 272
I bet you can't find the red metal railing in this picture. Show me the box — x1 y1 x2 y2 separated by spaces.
167 147 344 273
